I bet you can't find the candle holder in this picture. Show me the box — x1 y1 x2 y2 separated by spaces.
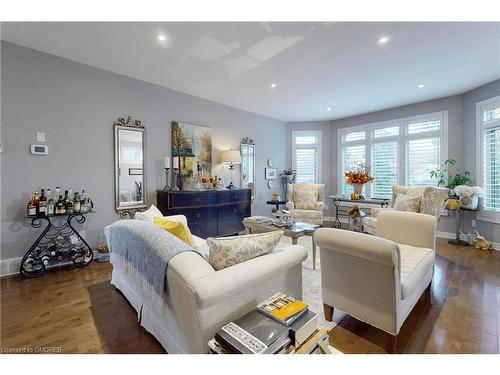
171 168 180 191
163 168 171 191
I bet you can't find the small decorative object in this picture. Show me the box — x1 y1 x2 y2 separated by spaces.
429 158 471 193
267 180 276 188
279 168 296 199
474 231 492 251
221 149 242 189
452 185 484 210
350 193 364 200
445 197 461 211
163 157 171 191
267 159 274 167
97 244 109 253
265 167 277 180
348 205 366 232
344 162 374 196
271 192 281 201
172 121 213 191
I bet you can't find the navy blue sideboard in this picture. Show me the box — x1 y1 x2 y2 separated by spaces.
156 189 252 238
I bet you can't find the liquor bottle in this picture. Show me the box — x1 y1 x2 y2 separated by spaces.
55 195 66 215
46 188 55 216
64 190 69 205
33 192 40 216
27 194 37 217
38 189 47 216
66 195 74 214
73 192 81 213
55 186 61 198
68 188 73 201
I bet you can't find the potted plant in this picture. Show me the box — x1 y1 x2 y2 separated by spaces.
344 162 374 198
429 159 472 194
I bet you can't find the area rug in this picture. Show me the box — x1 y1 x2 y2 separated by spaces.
280 236 337 331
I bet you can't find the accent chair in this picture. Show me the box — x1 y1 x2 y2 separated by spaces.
315 210 437 353
285 183 325 225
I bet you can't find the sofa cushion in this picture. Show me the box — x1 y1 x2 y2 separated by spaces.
207 231 283 271
294 190 319 209
394 194 421 213
134 205 163 223
398 244 434 299
192 235 209 260
154 217 193 246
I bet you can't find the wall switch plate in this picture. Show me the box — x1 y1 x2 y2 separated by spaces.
36 132 46 142
471 220 476 228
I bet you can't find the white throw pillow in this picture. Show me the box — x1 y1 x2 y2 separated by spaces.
134 204 163 223
394 194 421 213
207 231 283 271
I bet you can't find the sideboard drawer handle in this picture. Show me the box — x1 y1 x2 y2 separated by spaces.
195 197 200 202
196 229 201 234
196 213 201 218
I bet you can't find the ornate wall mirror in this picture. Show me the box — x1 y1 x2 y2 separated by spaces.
241 137 256 201
114 116 147 217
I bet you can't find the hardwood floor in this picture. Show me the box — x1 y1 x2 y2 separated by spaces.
1 238 499 354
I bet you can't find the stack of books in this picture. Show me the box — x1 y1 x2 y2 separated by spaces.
209 292 320 354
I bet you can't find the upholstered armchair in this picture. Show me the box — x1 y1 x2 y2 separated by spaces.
363 185 449 235
315 211 437 353
285 183 325 225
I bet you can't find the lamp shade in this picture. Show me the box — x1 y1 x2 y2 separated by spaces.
221 149 242 164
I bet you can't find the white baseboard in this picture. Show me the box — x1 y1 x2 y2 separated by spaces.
0 257 22 277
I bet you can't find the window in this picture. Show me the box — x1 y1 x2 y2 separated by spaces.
477 95 500 222
339 112 447 199
292 131 321 184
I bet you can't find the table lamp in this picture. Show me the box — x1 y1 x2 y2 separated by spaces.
221 149 242 189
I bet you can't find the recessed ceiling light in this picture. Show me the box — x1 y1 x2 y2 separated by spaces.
418 84 425 89
326 107 332 111
377 36 391 45
157 34 167 42
270 83 277 89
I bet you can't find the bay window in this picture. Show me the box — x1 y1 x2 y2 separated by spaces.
339 112 447 198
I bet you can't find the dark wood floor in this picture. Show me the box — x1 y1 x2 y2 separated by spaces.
1 238 499 354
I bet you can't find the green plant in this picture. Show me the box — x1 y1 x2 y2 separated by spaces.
429 159 471 191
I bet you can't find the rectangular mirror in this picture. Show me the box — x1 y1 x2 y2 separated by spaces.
241 139 255 201
114 118 147 214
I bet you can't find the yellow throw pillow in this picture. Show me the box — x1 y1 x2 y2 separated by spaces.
154 217 193 246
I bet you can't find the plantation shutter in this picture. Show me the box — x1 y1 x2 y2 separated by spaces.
371 142 398 199
293 132 321 184
483 124 500 212
406 138 440 186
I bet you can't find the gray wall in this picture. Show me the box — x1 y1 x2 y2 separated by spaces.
1 41 286 263
286 80 500 241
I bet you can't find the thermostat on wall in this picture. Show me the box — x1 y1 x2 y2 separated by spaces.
30 144 49 155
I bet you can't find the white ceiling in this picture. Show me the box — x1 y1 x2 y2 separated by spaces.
2 22 500 122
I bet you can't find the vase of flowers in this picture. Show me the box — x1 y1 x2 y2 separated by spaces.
345 163 374 198
452 185 484 210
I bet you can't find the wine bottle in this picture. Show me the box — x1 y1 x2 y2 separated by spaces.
38 189 47 216
27 194 37 217
55 195 66 215
33 192 40 216
66 192 74 214
73 192 81 213
46 188 55 216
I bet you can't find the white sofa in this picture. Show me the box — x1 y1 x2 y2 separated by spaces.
106 214 307 353
285 183 326 225
363 185 448 235
314 211 437 352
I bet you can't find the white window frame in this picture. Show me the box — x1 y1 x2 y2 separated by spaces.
476 94 500 223
292 130 322 184
337 111 448 199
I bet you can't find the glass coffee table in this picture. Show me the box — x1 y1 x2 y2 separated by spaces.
242 218 321 270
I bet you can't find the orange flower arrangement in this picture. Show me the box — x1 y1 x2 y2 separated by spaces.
345 163 374 185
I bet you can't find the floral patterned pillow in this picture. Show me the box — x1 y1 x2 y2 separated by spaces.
394 194 421 213
295 191 318 210
207 231 283 271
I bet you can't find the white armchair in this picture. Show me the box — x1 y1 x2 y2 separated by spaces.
285 183 326 225
315 211 437 353
363 185 448 235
